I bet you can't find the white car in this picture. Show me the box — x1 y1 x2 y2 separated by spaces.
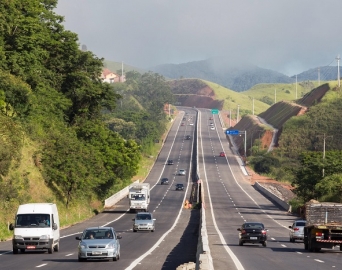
189 123 194 126
210 126 215 130
289 220 306 242
178 169 186 175
133 212 156 232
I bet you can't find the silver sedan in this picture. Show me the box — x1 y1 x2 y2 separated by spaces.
76 227 121 262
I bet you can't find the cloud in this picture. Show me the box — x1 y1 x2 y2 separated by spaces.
56 0 342 76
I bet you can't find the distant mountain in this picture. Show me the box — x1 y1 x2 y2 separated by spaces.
150 58 295 92
293 66 339 81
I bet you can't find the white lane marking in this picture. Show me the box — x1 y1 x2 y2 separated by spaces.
271 238 276 241
125 112 195 270
212 118 290 231
65 253 73 257
296 252 302 254
281 244 287 247
314 259 324 263
36 264 47 268
198 110 245 270
0 251 12 255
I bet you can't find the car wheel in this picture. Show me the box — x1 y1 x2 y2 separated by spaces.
13 248 18 254
262 241 267 247
48 245 53 254
304 240 308 250
340 245 342 251
239 240 243 246
20 248 25 253
113 253 119 261
133 228 137 232
290 237 294 242
78 256 86 262
54 242 59 252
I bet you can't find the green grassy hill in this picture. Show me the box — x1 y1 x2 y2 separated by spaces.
242 81 327 104
203 80 270 115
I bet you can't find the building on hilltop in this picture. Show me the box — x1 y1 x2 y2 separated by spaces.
100 68 125 83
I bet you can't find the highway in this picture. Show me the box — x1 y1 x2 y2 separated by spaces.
196 108 342 270
0 109 198 270
2 108 342 270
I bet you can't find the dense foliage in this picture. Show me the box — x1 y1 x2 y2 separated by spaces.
108 71 174 153
250 88 342 203
0 0 170 211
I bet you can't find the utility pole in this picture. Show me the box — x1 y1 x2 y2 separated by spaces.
252 97 255 115
237 104 240 124
337 55 341 87
274 88 277 104
318 67 320 86
317 133 333 177
295 74 298 99
229 109 231 127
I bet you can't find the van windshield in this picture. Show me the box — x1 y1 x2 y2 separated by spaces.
16 214 50 228
131 194 146 200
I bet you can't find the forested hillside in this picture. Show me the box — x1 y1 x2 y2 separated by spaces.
0 1 172 240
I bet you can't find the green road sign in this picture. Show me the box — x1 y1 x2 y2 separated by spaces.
211 109 219 114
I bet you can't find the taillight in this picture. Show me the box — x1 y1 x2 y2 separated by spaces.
316 232 323 236
261 230 267 235
294 228 299 231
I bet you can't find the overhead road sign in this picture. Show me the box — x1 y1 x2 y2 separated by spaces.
225 130 239 135
211 109 219 114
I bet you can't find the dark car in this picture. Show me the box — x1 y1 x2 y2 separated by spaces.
237 222 268 247
185 135 191 140
167 159 174 165
161 178 169 185
181 122 185 126
175 183 184 191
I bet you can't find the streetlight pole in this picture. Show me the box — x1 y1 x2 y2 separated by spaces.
237 104 240 124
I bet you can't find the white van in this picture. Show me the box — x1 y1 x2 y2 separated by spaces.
9 203 60 254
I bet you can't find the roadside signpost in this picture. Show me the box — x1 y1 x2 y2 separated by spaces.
225 129 247 161
225 130 239 135
211 109 219 114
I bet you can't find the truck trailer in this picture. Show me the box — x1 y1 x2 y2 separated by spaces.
128 183 150 212
304 201 342 252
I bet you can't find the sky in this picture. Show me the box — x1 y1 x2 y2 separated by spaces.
55 0 342 76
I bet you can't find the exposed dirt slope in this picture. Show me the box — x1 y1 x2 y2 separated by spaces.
170 79 224 109
258 101 306 129
297 83 330 107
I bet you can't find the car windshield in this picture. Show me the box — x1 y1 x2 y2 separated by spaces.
83 229 114 239
136 214 152 220
177 184 183 187
15 214 51 228
296 222 306 226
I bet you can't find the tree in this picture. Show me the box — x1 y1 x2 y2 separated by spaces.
315 174 342 203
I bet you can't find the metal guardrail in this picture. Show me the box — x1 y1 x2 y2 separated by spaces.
104 180 139 208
